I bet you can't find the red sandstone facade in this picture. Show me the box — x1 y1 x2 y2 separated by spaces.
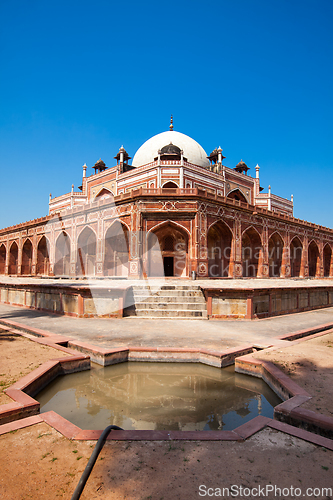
0 127 332 280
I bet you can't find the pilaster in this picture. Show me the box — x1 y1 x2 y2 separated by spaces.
229 216 242 278
257 225 268 278
281 232 291 278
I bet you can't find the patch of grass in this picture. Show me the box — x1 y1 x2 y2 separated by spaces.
72 450 78 454
41 452 50 459
76 456 83 461
321 466 328 471
183 457 189 462
37 433 52 438
50 457 58 462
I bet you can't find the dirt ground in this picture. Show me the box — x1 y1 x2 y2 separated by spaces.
255 332 333 418
0 423 332 500
0 328 70 405
0 329 332 499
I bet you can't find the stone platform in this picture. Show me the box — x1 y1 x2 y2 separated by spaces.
0 276 332 320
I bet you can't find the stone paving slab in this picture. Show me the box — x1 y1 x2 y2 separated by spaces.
1 276 333 289
0 302 332 351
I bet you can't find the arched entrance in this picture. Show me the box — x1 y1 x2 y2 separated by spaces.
36 236 49 275
104 221 129 277
268 233 284 278
308 241 320 277
77 227 96 276
242 228 262 277
207 222 232 277
290 237 303 277
21 239 33 275
0 245 6 274
54 232 71 276
148 223 188 277
9 242 18 275
323 244 332 277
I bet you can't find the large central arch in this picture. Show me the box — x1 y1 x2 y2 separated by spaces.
148 222 189 277
207 221 232 277
242 227 262 277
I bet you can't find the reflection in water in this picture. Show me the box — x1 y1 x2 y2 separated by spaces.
37 363 281 431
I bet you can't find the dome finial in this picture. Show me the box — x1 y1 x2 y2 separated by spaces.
169 114 173 131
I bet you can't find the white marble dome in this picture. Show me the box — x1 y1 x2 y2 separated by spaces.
132 130 210 168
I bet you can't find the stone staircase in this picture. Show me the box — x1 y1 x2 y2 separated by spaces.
129 284 208 319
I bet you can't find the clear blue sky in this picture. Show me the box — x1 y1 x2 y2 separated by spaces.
0 0 332 229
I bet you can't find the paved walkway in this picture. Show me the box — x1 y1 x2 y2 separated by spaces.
0 302 332 351
1 276 333 289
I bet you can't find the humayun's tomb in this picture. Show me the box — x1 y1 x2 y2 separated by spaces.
0 119 332 320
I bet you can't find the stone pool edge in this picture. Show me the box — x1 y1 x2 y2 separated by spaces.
0 319 333 445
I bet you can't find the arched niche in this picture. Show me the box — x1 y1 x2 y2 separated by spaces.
21 239 33 275
268 233 284 278
207 221 232 277
104 221 129 277
227 189 247 203
242 227 262 277
54 232 71 276
0 244 6 274
95 188 114 200
290 237 303 277
148 222 188 277
162 181 178 189
77 227 96 276
308 241 320 277
323 243 332 277
36 236 50 276
9 241 18 275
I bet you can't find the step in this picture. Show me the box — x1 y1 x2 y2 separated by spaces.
132 285 201 291
125 315 208 320
134 309 208 318
130 284 208 319
132 290 205 298
135 295 206 305
135 301 207 311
